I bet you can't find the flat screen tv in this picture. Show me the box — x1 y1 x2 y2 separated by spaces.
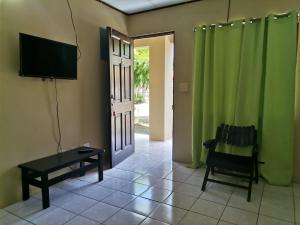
19 33 77 80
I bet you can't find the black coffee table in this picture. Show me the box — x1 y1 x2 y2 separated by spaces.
18 147 104 209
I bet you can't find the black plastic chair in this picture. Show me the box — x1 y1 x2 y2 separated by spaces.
201 124 259 201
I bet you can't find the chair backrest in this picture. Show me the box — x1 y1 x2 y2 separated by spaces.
215 124 257 148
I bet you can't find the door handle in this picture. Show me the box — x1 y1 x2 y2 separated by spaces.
111 95 114 106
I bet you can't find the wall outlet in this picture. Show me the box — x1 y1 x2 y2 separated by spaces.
83 143 90 147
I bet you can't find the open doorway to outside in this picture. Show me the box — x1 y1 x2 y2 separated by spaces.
133 33 174 157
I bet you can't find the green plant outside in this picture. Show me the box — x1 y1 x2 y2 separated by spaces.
134 47 149 104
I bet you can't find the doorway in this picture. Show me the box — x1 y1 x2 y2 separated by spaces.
133 33 174 156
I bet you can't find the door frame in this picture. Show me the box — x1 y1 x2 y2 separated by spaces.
131 31 175 39
131 31 176 152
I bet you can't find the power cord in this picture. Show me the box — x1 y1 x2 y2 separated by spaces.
54 0 78 153
66 0 82 60
226 0 231 23
54 80 75 171
52 0 80 167
54 78 63 153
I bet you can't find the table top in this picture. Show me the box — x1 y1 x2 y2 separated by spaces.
19 147 104 174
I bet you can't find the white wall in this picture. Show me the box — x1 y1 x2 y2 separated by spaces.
164 35 174 140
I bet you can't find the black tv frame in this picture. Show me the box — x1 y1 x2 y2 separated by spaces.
19 33 77 80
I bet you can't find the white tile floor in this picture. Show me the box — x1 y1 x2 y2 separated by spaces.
1 133 300 225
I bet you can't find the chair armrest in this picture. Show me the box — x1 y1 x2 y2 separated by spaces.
203 139 217 150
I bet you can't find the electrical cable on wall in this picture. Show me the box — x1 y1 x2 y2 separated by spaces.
53 0 81 154
226 0 231 23
54 79 75 171
54 78 63 153
67 0 82 60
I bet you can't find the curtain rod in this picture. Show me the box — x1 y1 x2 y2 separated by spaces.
194 11 300 32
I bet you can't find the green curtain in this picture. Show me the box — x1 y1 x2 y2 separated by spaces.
192 12 298 185
260 13 298 185
192 20 265 164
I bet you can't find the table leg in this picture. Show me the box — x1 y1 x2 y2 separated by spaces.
41 174 50 209
80 161 85 176
21 169 30 201
98 153 103 182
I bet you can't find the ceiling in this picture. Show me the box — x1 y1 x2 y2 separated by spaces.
101 0 199 15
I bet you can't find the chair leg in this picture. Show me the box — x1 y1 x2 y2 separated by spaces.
211 167 215 175
202 166 210 191
247 165 254 202
255 154 259 184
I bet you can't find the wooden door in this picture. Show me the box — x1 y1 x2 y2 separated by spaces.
108 27 134 167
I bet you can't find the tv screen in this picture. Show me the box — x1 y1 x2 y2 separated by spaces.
19 33 77 79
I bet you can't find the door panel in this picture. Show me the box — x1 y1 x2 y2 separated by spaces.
112 36 121 56
108 27 134 167
112 63 122 103
123 65 132 101
124 111 132 147
114 113 123 152
123 40 131 59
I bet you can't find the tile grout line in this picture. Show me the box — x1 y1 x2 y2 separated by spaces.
258 185 296 224
9 167 188 225
84 194 141 224
19 186 125 225
5 162 282 225
7 186 243 225
216 183 235 225
176 173 231 225
293 183 297 225
3 211 35 225
255 179 265 225
60 197 100 225
171 173 197 225
96 191 176 225
3 173 254 225
186 178 295 225
3 198 43 225
59 193 136 225
137 172 193 224
78 183 177 225
55 171 261 224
